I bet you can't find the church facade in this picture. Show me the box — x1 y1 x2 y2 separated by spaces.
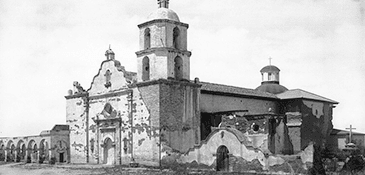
1 0 338 173
65 0 338 172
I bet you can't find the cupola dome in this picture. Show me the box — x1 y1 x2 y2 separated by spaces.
255 63 288 94
147 0 179 22
147 8 180 22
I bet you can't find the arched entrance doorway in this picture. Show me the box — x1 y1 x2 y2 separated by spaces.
103 138 114 165
216 145 229 171
55 140 68 163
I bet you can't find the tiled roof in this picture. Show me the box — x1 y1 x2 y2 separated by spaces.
331 128 365 135
276 89 338 104
200 82 278 99
260 65 280 72
255 83 288 94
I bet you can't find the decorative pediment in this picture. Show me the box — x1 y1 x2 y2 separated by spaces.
87 59 136 96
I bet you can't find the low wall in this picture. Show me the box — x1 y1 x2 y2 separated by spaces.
161 128 313 174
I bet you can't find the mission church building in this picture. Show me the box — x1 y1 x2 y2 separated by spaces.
1 0 338 172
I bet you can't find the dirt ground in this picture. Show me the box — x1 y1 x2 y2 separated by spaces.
0 163 223 175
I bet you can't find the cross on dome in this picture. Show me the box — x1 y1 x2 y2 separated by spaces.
158 0 169 8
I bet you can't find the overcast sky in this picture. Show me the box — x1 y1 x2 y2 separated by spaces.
0 0 364 137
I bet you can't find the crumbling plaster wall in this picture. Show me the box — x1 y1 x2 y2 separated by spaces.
88 93 130 164
66 96 88 163
66 58 162 165
284 99 333 150
179 129 286 171
220 114 293 155
132 86 160 166
159 82 200 153
200 94 277 114
178 128 313 173
301 100 333 149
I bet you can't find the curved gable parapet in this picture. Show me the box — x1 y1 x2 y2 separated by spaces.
204 127 252 147
183 127 255 157
87 60 136 96
180 127 271 168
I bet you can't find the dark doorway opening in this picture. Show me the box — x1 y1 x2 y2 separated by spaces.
216 145 229 171
59 153 64 163
200 112 222 140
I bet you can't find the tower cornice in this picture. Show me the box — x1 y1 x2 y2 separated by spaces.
135 47 192 57
138 19 189 29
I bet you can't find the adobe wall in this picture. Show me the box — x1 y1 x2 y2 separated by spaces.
159 81 200 153
200 94 277 114
66 95 88 163
87 92 130 164
132 85 160 166
66 58 162 166
176 128 313 173
284 99 334 150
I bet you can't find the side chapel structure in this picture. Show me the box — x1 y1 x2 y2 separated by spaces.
0 0 338 172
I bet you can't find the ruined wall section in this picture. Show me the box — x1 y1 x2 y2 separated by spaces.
301 100 333 150
159 81 200 153
283 99 334 151
200 94 277 114
66 95 88 163
134 84 160 166
179 128 313 173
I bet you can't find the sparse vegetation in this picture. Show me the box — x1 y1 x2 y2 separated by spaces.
49 157 56 165
26 156 31 163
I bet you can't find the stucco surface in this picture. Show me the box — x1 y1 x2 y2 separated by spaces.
200 94 277 114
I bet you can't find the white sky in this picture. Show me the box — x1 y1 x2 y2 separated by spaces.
0 0 364 136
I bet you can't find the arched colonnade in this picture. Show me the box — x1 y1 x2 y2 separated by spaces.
0 138 68 163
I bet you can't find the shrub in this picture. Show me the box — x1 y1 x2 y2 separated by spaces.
26 156 31 163
49 157 56 165
6 154 13 162
0 153 5 161
16 154 21 162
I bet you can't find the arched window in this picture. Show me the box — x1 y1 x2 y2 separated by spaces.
144 28 151 49
268 73 272 81
174 56 183 80
104 70 111 88
173 27 180 49
142 57 150 81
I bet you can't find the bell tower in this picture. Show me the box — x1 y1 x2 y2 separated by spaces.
135 0 191 82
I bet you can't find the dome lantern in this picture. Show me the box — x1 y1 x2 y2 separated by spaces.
255 58 288 94
158 0 169 9
105 45 115 60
